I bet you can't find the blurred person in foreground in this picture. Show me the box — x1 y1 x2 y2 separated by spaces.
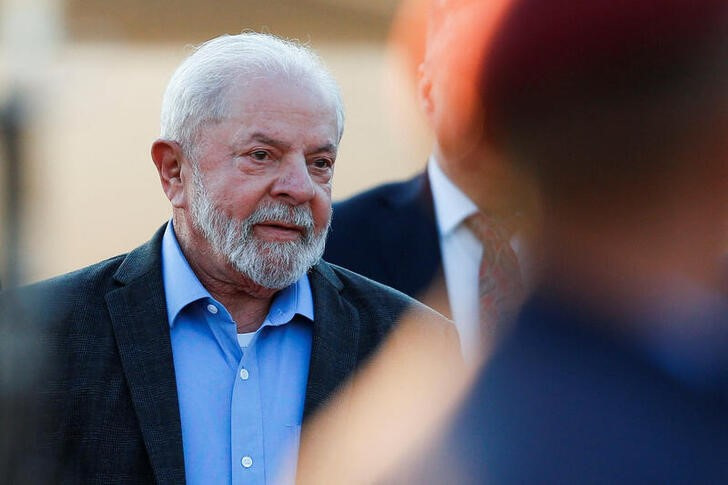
0 32 458 484
401 0 728 482
324 0 538 361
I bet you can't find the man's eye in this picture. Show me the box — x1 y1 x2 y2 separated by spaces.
250 150 269 161
312 159 332 169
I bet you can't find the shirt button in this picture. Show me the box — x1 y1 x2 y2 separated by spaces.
239 368 249 380
241 456 253 468
206 304 218 314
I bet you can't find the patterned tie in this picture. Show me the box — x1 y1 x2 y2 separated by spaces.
465 212 525 346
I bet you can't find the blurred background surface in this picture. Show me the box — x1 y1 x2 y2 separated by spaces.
0 0 431 285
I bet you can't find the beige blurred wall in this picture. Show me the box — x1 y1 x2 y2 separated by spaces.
0 0 432 284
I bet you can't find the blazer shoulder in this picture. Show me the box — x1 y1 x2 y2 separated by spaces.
1 254 128 323
2 224 166 312
324 172 441 299
25 253 126 296
333 173 426 217
317 262 453 336
326 172 431 255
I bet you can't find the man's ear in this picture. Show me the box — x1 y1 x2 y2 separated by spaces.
418 62 434 119
151 139 187 208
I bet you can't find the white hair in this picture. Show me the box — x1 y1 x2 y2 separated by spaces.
160 31 345 156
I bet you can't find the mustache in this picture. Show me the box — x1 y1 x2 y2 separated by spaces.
245 202 317 237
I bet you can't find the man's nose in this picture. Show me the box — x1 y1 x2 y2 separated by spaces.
271 157 316 204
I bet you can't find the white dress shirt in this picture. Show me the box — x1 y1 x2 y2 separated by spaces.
428 156 530 361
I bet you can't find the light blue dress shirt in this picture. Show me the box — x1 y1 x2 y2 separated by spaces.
161 222 314 484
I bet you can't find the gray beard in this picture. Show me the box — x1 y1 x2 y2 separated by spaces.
189 169 330 289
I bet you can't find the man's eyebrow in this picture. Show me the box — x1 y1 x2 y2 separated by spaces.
248 133 337 155
249 133 289 149
311 143 337 154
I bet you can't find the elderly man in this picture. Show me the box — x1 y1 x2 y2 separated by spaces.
324 0 536 360
0 32 456 484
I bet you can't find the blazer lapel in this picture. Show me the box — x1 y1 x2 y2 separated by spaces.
303 261 361 420
105 227 185 485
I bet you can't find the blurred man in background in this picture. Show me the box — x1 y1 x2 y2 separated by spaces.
325 0 536 360
407 0 728 482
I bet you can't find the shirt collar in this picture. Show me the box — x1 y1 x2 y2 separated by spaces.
160 220 315 328
427 155 479 236
162 221 211 327
265 274 314 327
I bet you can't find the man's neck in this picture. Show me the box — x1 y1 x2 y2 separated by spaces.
196 272 277 334
173 218 278 333
433 144 539 220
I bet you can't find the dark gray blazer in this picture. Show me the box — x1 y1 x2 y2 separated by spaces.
1 224 454 484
